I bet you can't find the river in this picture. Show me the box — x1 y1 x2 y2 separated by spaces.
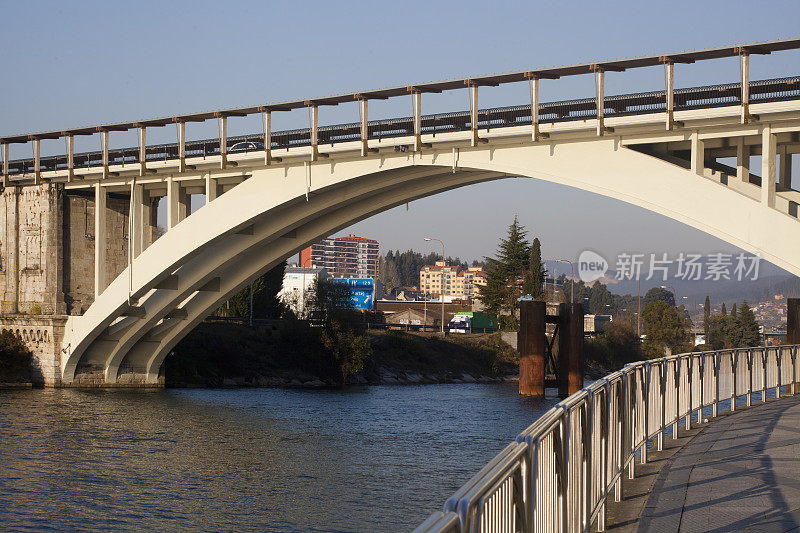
0 384 560 532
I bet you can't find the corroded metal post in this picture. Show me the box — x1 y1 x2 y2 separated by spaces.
519 299 546 397
789 298 800 394
559 303 585 397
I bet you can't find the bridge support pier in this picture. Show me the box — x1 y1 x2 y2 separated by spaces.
518 300 546 397
94 183 107 297
789 298 799 394
559 303 584 397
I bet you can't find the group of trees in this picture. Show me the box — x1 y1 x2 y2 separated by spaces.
221 262 287 320
478 217 546 329
703 299 760 350
379 250 481 293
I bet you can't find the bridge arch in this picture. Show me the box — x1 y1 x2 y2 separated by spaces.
60 137 800 384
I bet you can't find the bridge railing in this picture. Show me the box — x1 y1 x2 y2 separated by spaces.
6 77 800 177
413 344 799 533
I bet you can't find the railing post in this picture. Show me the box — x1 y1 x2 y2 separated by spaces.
686 356 692 431
659 363 665 451
747 348 753 406
713 353 719 418
65 134 75 182
762 348 768 402
673 358 680 439
731 350 738 412
740 50 751 124
641 365 648 465
697 356 704 424
1 142 8 188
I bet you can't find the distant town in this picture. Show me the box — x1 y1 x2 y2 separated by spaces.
278 233 797 341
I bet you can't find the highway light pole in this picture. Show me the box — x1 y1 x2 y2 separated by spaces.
425 237 445 334
556 259 574 304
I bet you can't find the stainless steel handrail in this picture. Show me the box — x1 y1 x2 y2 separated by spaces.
413 344 800 533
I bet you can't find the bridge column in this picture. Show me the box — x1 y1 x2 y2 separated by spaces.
205 174 218 203
761 125 776 207
94 182 107 297
736 137 750 184
131 183 145 258
167 176 187 229
779 146 792 190
691 131 704 176
558 303 585 397
518 299 546 397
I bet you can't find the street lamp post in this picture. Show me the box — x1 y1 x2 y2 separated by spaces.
556 259 574 304
425 237 446 334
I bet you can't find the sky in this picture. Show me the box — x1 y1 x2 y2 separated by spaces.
2 1 799 278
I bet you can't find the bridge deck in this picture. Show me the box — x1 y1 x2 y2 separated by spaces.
609 395 800 532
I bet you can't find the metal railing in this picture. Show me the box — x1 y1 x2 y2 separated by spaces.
5 77 799 178
414 344 800 533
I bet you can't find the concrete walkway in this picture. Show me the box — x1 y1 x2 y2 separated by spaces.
634 395 800 532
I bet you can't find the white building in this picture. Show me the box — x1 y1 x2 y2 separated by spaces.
278 265 328 317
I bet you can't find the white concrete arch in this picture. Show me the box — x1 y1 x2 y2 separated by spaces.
60 136 800 384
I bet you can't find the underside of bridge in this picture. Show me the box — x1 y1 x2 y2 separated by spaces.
56 115 799 386
0 40 797 386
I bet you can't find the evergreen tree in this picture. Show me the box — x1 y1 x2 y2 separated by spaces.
478 217 531 327
704 296 711 335
730 303 737 318
642 301 690 358
721 303 727 316
523 237 545 299
738 301 760 346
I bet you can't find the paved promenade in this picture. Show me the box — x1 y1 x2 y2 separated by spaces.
617 395 800 532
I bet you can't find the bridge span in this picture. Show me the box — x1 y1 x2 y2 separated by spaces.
0 39 798 385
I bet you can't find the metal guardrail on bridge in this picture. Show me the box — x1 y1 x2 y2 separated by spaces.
4 77 799 177
413 344 800 533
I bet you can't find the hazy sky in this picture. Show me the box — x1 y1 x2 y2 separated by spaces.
2 1 798 269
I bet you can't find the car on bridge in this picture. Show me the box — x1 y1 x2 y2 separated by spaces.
228 141 264 153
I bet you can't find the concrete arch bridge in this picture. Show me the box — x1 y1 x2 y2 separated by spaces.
0 39 798 385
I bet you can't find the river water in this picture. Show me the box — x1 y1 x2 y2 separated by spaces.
0 384 560 532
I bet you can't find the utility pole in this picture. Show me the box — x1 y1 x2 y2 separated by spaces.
425 237 446 334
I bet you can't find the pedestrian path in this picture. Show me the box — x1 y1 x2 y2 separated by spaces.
636 395 800 532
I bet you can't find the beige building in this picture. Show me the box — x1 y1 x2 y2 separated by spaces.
419 262 486 299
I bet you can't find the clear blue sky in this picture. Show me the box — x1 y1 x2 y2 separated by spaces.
2 1 798 270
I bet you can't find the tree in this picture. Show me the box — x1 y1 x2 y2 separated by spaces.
721 302 727 316
224 262 287 319
705 301 759 349
478 217 531 327
523 237 545 299
643 287 675 308
308 278 372 386
704 296 711 335
738 301 760 346
642 300 690 358
730 303 737 318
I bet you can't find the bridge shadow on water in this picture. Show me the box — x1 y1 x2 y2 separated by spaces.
635 395 800 532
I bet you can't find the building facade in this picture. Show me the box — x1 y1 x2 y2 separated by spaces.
419 262 486 299
300 235 379 279
278 266 328 317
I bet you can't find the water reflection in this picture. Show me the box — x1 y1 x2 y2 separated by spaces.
0 384 557 532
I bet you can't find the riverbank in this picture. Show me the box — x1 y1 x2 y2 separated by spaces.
164 322 520 388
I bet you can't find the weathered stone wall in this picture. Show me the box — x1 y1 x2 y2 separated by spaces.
0 184 64 315
62 191 134 314
0 315 67 385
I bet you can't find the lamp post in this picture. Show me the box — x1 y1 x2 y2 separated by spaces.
556 259 574 304
425 237 446 334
